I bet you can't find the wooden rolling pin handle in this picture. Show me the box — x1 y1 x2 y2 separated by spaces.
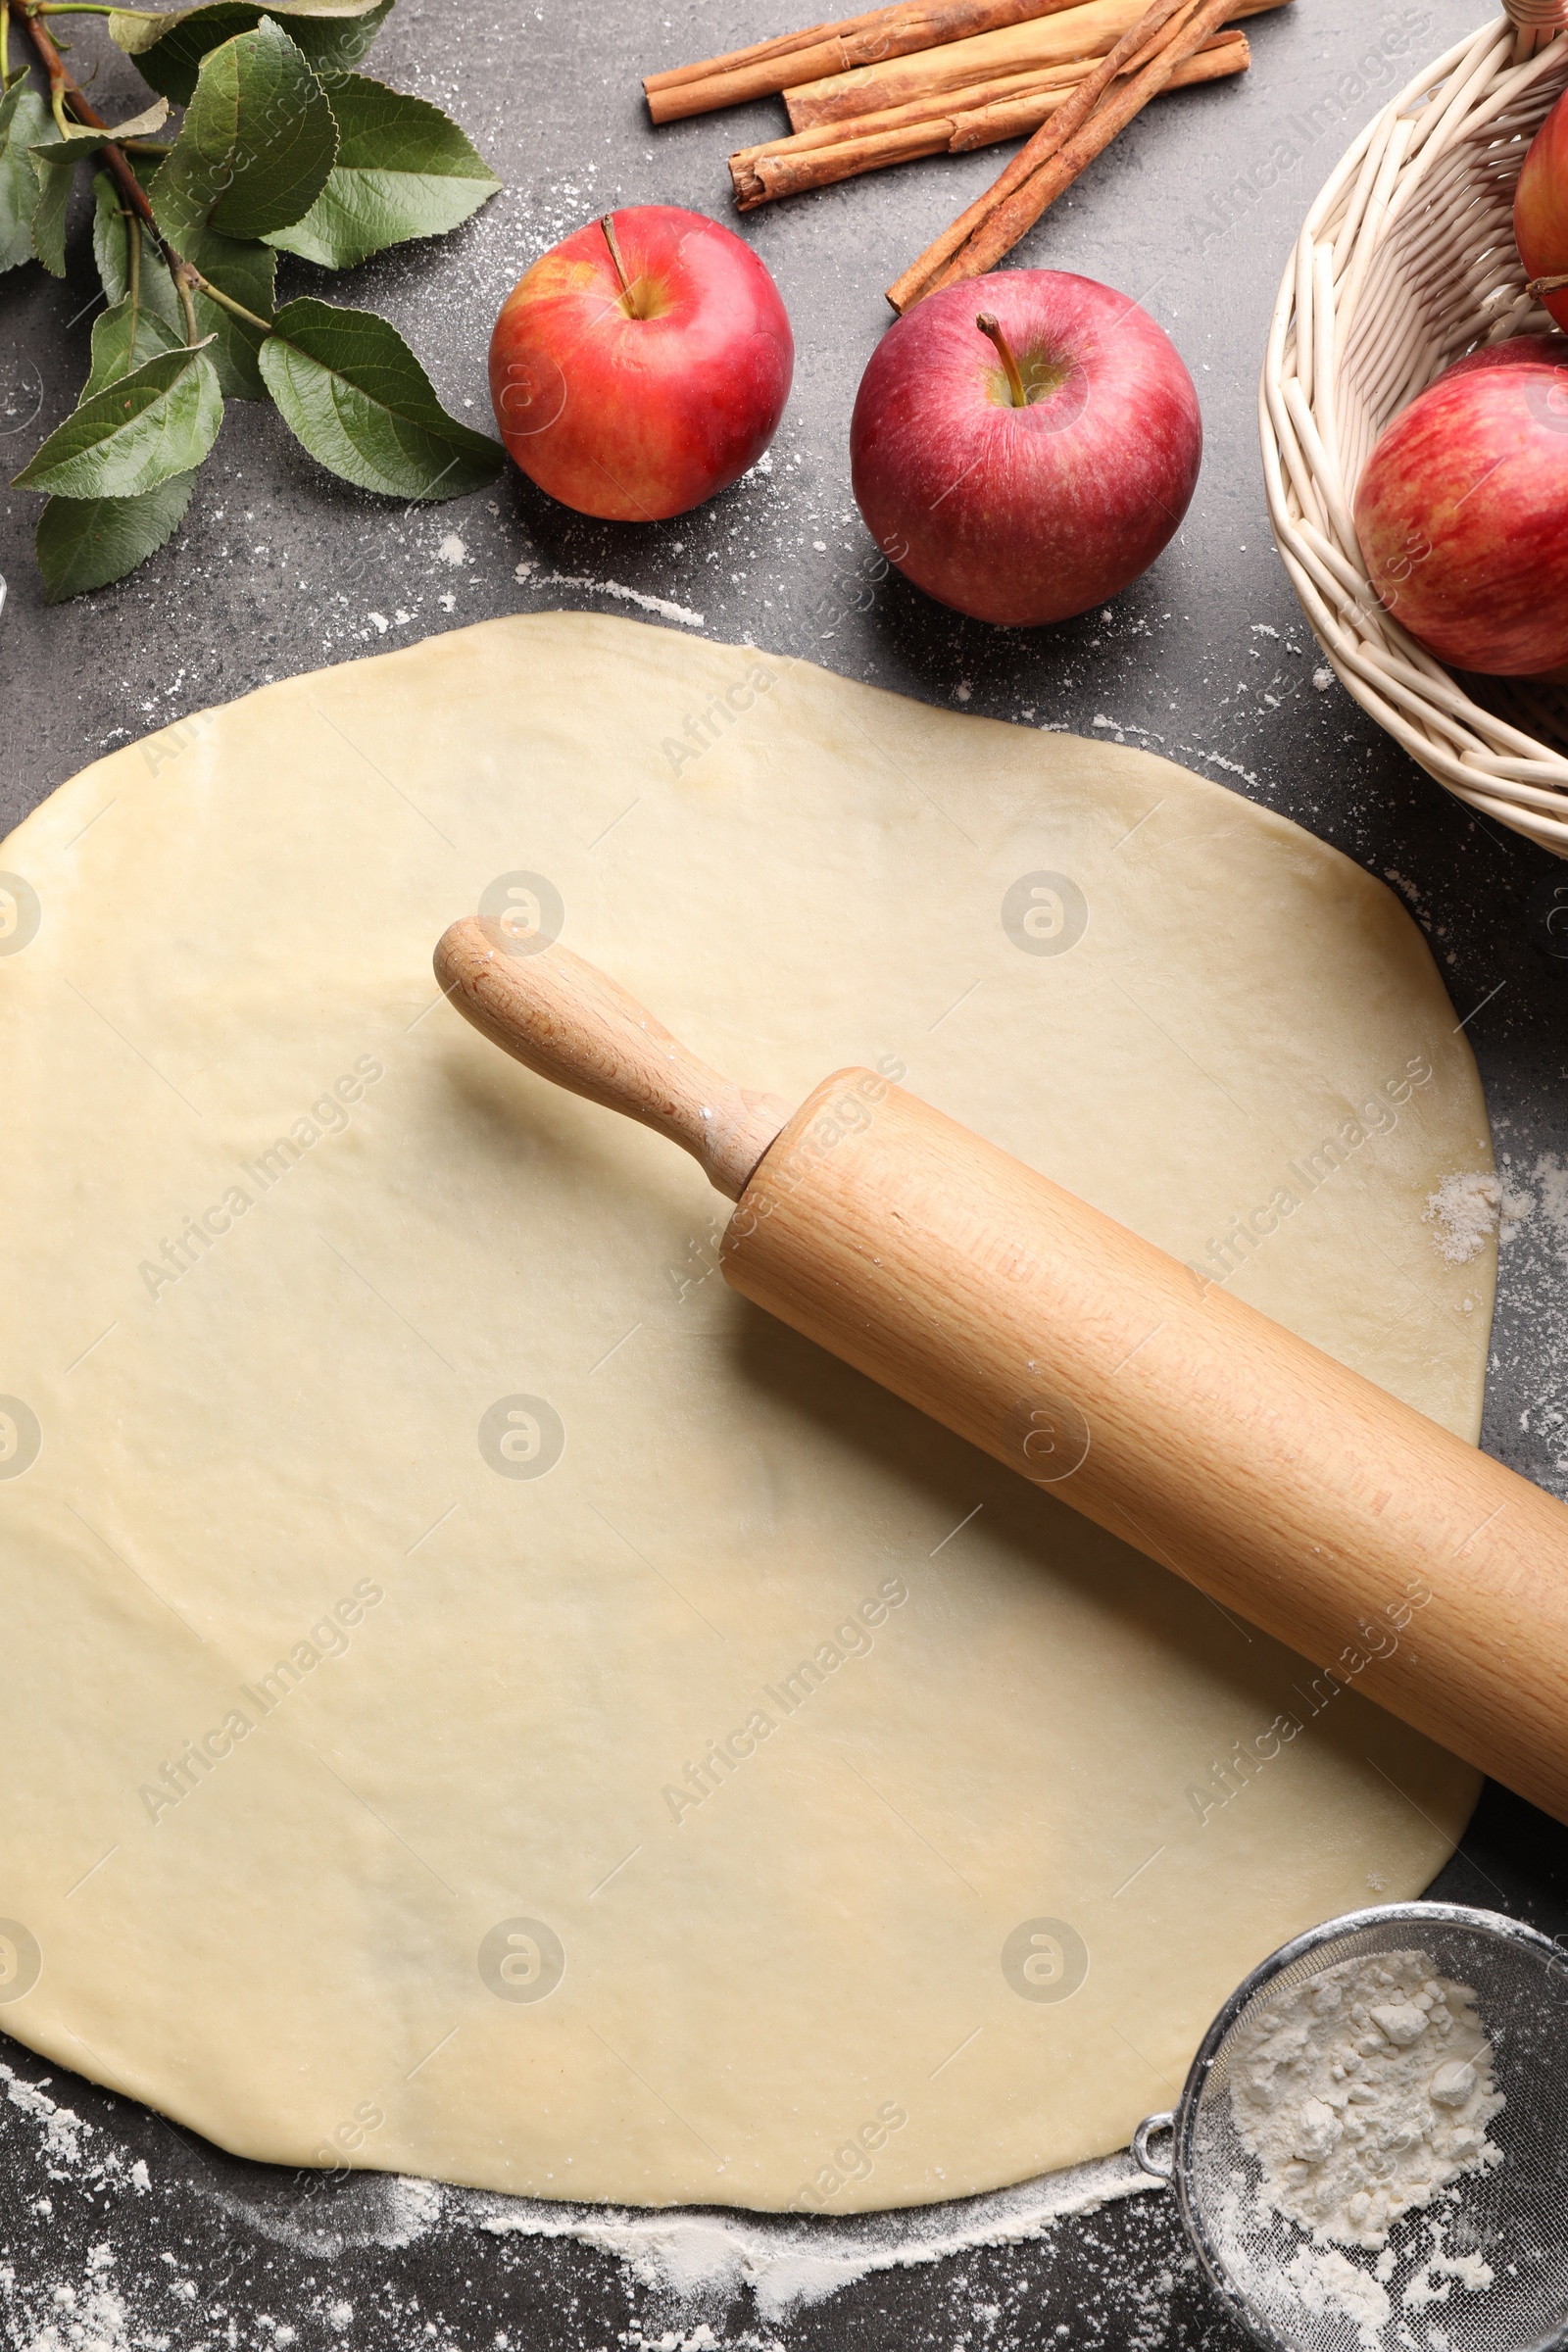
433 918 792 1200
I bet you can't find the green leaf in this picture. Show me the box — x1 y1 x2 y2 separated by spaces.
259 297 502 499
29 144 74 274
92 169 187 344
296 0 394 71
265 71 500 270
35 469 196 600
31 96 171 150
92 167 156 302
148 20 336 241
84 292 187 395
28 100 171 276
151 147 276 400
0 75 51 272
92 169 127 296
112 1 392 106
14 343 222 495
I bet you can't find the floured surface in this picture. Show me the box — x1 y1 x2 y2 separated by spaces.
0 2046 1162 2343
0 613 1493 2210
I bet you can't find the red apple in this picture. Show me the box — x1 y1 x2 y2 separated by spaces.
1353 337 1568 675
1515 88 1568 333
1442 334 1568 380
849 271 1201 628
489 205 793 523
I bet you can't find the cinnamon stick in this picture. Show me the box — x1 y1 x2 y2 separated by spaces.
740 46 1126 175
947 0 1232 275
643 0 1091 123
887 0 1246 310
728 33 1245 206
954 29 1241 142
784 0 1282 129
884 0 1192 305
736 120 954 204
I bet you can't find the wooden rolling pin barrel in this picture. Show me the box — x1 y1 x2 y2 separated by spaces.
435 917 1568 1829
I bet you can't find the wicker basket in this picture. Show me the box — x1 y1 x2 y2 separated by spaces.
1260 4 1568 856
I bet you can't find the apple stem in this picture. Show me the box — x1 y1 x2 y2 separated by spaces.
1528 271 1568 298
601 213 634 299
977 312 1027 408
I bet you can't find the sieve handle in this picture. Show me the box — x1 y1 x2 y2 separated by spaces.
1132 2112 1176 2180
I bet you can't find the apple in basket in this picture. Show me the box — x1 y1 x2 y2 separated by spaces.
849 270 1202 628
489 205 793 521
1353 337 1568 676
1514 83 1568 332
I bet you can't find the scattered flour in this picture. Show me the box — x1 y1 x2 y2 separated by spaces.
1505 1152 1568 1267
1494 1152 1568 1484
1424 1170 1501 1265
513 564 705 629
15 2285 137 2352
1229 1950 1503 2253
1 2021 1167 2336
2 2065 87 2171
474 2150 1158 2323
435 534 467 568
379 2176 444 2246
194 2132 1161 2328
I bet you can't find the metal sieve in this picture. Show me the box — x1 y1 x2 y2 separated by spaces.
1132 1902 1568 2352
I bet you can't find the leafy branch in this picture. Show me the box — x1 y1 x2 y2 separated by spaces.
0 0 503 598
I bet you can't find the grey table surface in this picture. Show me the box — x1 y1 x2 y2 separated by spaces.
3 0 1567 2344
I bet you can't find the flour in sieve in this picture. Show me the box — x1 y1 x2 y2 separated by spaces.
1228 1949 1503 2250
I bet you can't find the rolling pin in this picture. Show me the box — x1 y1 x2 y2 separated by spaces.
434 917 1568 1829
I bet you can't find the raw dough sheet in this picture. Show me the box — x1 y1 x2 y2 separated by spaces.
0 613 1494 2210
